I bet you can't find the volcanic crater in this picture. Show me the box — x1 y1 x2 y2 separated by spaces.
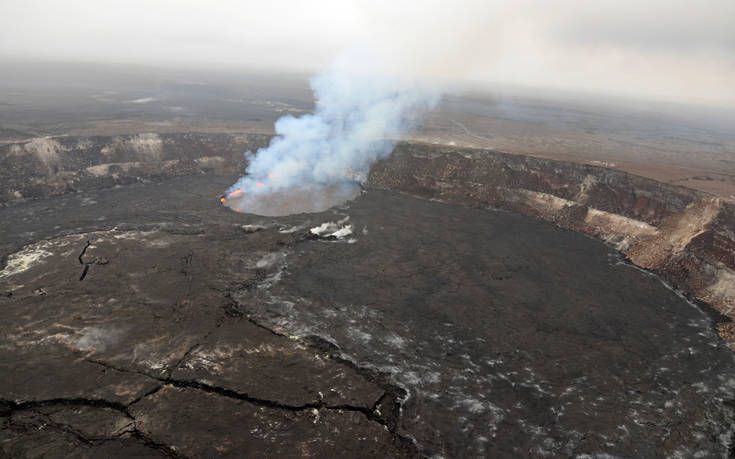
2 133 735 457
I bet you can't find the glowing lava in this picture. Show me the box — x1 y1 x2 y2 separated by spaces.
220 188 244 205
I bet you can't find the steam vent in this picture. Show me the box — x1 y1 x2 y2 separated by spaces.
1 130 734 457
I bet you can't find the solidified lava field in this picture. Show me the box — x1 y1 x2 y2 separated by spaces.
2 174 735 457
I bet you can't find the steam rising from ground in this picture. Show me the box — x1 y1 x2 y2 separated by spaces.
225 53 438 216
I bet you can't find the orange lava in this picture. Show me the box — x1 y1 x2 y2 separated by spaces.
221 188 244 205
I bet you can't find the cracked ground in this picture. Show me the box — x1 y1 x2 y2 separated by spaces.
0 176 412 458
2 174 735 457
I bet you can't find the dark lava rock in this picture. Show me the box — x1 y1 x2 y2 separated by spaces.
1 175 734 457
130 386 412 458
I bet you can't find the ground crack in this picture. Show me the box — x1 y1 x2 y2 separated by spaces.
83 359 370 414
1 397 132 419
129 428 189 459
224 304 410 435
86 357 157 381
127 385 165 408
76 239 109 281
78 357 414 453
77 240 91 265
77 240 91 280
1 384 191 458
163 378 336 412
160 378 415 448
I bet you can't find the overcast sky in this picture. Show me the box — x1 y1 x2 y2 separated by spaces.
1 0 734 107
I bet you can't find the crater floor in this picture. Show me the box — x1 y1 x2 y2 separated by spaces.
1 175 734 457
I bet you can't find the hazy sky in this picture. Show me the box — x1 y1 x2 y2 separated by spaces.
1 0 734 107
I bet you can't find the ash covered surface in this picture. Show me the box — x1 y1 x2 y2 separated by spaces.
1 175 735 457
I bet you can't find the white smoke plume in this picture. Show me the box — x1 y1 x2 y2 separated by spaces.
225 52 439 215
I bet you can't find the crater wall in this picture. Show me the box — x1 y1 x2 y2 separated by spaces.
368 142 735 340
0 133 271 204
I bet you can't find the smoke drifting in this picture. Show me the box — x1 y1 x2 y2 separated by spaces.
225 53 439 216
3 1 735 106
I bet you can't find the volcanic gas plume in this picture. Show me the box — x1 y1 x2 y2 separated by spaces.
223 55 438 216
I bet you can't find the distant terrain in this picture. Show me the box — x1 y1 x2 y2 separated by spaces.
2 60 733 200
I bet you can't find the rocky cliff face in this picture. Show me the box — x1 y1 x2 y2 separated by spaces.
0 133 271 204
368 142 735 341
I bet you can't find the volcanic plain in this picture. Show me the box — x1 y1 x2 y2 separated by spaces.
2 64 735 457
